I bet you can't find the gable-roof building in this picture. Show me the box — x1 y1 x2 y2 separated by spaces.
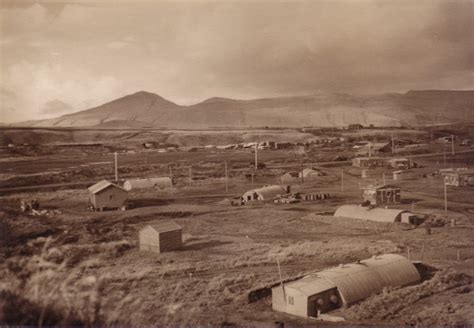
139 221 182 253
88 180 128 210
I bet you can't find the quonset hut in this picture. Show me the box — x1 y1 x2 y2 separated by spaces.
334 205 416 223
241 185 290 204
272 254 420 318
123 177 173 191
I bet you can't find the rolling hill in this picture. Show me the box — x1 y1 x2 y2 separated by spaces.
19 90 474 128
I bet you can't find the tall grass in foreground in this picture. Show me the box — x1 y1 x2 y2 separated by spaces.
0 238 140 326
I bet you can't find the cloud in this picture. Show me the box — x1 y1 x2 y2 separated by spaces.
1 61 126 122
0 1 472 122
41 99 73 116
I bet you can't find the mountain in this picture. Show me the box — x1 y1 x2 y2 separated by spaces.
19 90 474 128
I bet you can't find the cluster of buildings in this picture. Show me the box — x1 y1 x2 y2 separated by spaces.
439 168 474 187
82 134 473 322
352 156 412 170
87 177 173 211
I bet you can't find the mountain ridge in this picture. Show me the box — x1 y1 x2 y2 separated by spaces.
16 90 474 128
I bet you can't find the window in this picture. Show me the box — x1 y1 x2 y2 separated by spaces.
109 195 113 200
288 296 294 305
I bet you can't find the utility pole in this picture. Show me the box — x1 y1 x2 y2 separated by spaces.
341 169 344 192
391 131 395 155
114 151 118 182
254 143 258 170
169 165 173 186
251 170 254 187
276 256 286 299
383 172 386 185
444 177 448 213
368 142 372 158
300 161 304 184
224 162 228 192
189 166 192 183
451 134 454 156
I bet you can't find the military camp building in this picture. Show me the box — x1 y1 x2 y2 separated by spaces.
272 254 420 318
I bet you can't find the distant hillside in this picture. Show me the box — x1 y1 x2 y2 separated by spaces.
19 90 474 128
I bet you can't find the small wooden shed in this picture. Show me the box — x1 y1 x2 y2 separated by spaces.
139 221 182 253
88 180 128 211
361 184 401 205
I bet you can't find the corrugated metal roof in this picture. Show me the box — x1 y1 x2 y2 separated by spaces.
282 172 299 178
361 184 399 191
319 254 420 304
145 221 182 233
283 254 420 304
124 177 172 190
389 158 409 162
88 180 125 194
285 275 337 296
300 168 323 177
334 205 411 222
253 185 288 199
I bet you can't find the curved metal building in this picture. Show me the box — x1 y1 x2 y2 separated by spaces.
272 254 420 318
334 205 413 223
241 185 289 203
123 177 173 191
317 254 420 305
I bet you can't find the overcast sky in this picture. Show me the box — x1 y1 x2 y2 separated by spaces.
1 0 473 123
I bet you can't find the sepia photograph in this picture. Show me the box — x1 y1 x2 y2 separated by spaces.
0 0 473 326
